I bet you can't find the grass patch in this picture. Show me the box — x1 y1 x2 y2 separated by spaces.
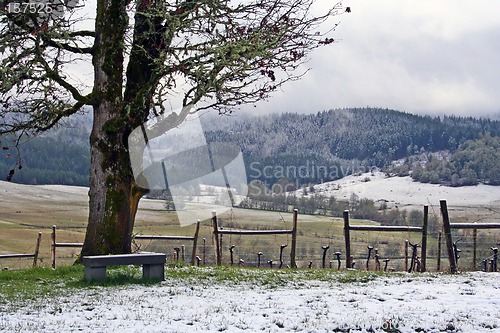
0 265 82 301
162 265 389 288
0 265 164 302
0 264 392 303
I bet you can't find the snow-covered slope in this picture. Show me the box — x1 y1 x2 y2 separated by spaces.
312 172 500 209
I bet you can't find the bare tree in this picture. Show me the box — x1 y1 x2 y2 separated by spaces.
1 0 347 255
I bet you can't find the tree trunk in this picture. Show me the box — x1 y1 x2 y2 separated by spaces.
80 0 179 257
81 110 147 256
81 0 142 257
82 127 134 255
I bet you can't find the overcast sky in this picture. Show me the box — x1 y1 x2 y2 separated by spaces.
243 0 500 118
68 1 500 119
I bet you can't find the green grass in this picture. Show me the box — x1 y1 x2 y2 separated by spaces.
0 264 393 303
0 266 82 302
0 265 163 302
164 260 391 287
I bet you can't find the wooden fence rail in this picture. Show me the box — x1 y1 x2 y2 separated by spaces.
449 223 500 229
0 232 42 268
51 225 83 268
344 206 429 272
212 209 298 267
51 222 201 268
440 199 500 273
134 220 201 265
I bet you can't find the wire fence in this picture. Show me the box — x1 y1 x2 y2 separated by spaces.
450 228 500 271
2 202 499 272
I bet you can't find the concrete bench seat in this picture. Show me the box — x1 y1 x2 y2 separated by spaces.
82 253 166 281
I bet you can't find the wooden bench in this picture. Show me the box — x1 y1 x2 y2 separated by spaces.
82 253 166 281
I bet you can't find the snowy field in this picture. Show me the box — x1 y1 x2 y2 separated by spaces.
313 171 500 210
1 271 499 333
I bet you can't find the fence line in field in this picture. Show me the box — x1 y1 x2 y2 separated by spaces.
211 209 298 268
344 206 429 272
51 222 201 268
28 200 500 273
440 200 500 273
0 232 42 267
134 220 201 265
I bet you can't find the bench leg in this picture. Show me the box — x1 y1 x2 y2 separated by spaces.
84 266 107 281
143 264 164 280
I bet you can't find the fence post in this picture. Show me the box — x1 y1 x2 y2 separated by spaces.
321 245 330 269
279 244 287 268
174 247 180 260
437 230 442 271
420 205 428 272
202 237 206 266
404 240 409 272
33 232 42 268
229 245 235 266
290 209 298 268
334 252 342 270
191 220 201 265
51 225 56 269
219 229 223 263
440 200 457 273
472 226 477 270
212 211 221 266
343 210 351 269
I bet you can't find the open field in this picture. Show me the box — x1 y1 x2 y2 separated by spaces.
1 177 499 271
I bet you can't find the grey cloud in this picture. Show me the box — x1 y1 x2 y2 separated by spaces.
247 0 500 118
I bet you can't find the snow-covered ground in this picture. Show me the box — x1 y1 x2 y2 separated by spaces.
1 271 499 332
0 180 89 204
312 171 500 210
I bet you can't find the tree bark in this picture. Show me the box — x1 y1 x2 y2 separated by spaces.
82 131 135 255
81 0 139 256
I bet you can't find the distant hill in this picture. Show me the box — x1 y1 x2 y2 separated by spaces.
204 108 499 187
1 107 498 187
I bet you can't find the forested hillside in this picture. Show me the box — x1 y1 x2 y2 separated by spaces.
0 113 91 186
204 108 499 187
403 134 500 186
1 108 498 187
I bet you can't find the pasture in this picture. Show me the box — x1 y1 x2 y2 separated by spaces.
0 180 498 272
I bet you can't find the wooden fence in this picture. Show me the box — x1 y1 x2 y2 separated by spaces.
12 200 498 273
211 209 299 267
0 232 42 268
51 225 83 268
134 220 201 265
51 222 201 267
343 206 429 272
440 199 500 273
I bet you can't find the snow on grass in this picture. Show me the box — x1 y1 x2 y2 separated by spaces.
1 270 499 332
314 171 500 209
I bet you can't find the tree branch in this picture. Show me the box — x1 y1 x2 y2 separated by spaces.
41 36 94 55
33 37 92 104
0 98 88 134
